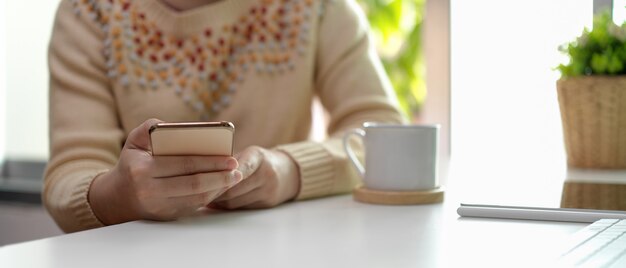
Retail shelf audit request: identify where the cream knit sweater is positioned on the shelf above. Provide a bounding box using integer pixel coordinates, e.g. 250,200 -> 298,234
44,0 -> 404,233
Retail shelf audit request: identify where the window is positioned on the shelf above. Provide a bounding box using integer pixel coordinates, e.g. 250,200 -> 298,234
2,1 -> 59,162
450,0 -> 593,206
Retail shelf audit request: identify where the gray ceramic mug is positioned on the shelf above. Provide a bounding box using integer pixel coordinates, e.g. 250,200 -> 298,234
343,123 -> 440,191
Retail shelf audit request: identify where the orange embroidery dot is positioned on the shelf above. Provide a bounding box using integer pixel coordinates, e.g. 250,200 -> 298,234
174,67 -> 182,76
111,27 -> 122,37
146,71 -> 156,81
176,55 -> 185,64
115,51 -> 123,61
178,78 -> 187,87
200,91 -> 210,101
118,64 -> 127,74
100,14 -> 110,24
184,48 -> 193,57
113,39 -> 123,50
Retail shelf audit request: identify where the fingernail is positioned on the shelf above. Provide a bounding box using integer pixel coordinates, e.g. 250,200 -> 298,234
226,158 -> 238,169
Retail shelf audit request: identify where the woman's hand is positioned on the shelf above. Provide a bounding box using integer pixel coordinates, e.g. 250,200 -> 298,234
88,119 -> 243,225
211,146 -> 300,209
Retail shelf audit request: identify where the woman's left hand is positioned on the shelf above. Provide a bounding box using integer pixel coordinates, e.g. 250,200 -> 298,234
211,146 -> 300,209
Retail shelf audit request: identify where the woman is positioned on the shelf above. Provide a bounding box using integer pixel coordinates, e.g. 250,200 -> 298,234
44,0 -> 404,232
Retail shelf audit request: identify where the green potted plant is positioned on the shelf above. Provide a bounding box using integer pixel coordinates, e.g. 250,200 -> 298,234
557,11 -> 626,169
557,11 -> 626,211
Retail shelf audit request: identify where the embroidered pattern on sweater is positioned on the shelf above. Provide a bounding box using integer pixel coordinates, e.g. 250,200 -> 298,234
70,0 -> 320,119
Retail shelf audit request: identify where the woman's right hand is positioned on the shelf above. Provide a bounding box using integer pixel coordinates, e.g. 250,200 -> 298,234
88,119 -> 242,225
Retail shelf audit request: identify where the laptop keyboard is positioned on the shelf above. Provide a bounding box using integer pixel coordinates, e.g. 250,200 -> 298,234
559,219 -> 626,267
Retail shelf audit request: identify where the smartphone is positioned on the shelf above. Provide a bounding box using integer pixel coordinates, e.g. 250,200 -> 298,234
149,121 -> 235,156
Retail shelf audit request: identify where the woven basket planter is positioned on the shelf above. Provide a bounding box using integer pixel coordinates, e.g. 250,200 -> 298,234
557,76 -> 626,169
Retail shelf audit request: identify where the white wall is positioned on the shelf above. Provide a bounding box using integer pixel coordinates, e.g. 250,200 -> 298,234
422,0 -> 451,184
3,0 -> 60,161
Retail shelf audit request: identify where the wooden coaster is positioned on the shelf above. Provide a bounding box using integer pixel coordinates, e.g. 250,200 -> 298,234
561,181 -> 626,211
353,186 -> 444,205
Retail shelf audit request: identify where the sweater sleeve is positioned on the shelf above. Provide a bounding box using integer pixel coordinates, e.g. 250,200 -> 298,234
277,0 -> 406,200
43,0 -> 124,233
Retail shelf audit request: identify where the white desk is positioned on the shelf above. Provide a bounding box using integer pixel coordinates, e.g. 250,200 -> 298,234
0,186 -> 584,268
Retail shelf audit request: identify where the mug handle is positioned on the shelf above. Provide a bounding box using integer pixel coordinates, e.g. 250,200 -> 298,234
343,128 -> 366,178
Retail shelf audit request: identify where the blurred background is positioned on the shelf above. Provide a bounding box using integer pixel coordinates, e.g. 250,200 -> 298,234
0,0 -> 615,245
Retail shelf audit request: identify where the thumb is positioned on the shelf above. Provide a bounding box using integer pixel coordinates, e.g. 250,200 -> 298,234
124,118 -> 163,152
235,147 -> 264,179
